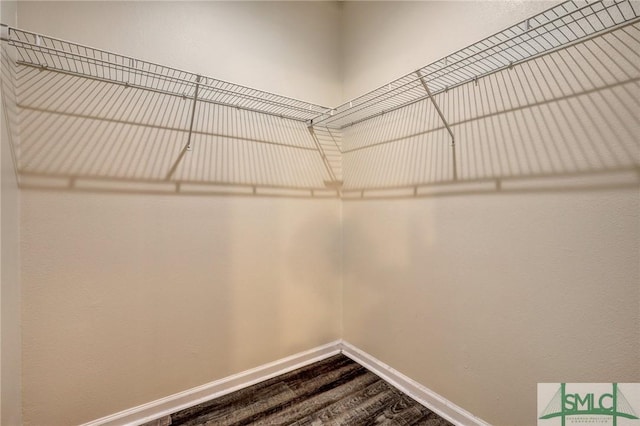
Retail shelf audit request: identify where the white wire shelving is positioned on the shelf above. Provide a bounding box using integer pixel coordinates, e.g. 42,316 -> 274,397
2,0 -> 638,129
1,0 -> 639,197
0,25 -> 331,123
312,0 -> 640,129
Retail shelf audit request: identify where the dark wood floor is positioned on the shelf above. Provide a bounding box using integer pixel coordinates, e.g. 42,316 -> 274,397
145,354 -> 454,426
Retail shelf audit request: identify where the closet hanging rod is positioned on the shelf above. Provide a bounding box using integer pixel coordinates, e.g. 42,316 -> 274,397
313,0 -> 640,129
0,25 -> 332,122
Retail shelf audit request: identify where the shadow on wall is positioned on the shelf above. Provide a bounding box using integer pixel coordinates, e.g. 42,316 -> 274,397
342,21 -> 640,200
1,22 -> 639,200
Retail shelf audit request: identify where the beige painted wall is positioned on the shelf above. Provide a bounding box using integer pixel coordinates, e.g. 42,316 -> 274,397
343,194 -> 639,426
22,193 -> 341,425
1,1 -> 21,424
341,2 -> 640,426
13,2 -> 640,426
17,2 -> 342,425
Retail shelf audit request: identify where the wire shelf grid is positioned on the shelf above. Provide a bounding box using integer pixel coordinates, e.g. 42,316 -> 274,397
313,0 -> 640,129
2,27 -> 331,122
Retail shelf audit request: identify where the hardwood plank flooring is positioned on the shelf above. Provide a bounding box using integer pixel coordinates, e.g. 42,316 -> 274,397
144,354 -> 454,426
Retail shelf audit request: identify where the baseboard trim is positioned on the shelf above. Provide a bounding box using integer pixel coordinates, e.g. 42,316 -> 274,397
82,339 -> 488,426
339,340 -> 490,426
80,340 -> 342,426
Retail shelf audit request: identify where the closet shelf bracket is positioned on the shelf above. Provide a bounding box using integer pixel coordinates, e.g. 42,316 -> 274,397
186,75 -> 201,151
415,71 -> 455,146
165,75 -> 201,180
416,71 -> 458,181
307,126 -> 342,190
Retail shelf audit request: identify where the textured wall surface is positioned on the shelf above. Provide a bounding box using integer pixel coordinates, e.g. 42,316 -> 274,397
22,193 -> 341,425
341,2 -> 640,426
1,1 -> 21,424
343,192 -> 639,426
17,2 -> 343,425
12,2 -> 640,426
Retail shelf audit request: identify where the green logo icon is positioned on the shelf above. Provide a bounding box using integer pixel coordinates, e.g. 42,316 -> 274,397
539,383 -> 639,426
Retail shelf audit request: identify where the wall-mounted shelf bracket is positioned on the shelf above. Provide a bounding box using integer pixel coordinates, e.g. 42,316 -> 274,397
165,75 -> 201,180
308,125 -> 341,188
185,75 -> 201,151
416,71 -> 458,180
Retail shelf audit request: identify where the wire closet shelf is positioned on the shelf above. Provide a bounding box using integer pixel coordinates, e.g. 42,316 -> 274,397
1,0 -> 639,130
312,0 -> 640,129
0,25 -> 331,123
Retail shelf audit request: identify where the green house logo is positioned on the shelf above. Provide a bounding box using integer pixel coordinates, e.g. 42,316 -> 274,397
539,383 -> 639,426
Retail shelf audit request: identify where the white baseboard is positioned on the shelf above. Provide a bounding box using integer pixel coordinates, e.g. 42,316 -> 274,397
82,339 -> 488,426
80,340 -> 342,426
339,340 -> 490,426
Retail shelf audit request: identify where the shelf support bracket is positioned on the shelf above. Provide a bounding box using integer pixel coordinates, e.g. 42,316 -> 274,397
307,125 -> 342,190
415,71 -> 457,180
166,76 -> 200,180
185,75 -> 201,151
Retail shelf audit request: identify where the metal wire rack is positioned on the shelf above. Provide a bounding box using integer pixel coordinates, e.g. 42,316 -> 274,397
1,0 -> 639,197
3,0 -> 638,129
313,0 -> 640,129
0,25 -> 331,122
